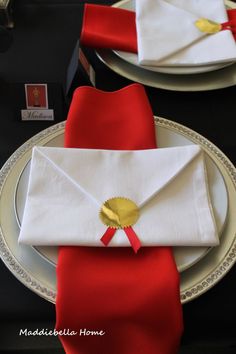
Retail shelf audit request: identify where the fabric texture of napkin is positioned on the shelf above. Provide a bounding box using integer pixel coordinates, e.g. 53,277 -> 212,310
19,145 -> 218,247
55,84 -> 183,354
81,1 -> 236,66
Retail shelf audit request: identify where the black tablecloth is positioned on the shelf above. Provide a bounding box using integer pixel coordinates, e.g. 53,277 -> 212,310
0,1 -> 235,353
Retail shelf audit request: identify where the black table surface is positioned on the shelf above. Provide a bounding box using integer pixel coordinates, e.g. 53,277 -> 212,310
0,1 -> 235,353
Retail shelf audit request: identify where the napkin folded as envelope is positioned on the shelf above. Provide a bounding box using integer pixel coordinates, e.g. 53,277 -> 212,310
19,144 -> 218,247
136,0 -> 236,66
80,0 -> 236,66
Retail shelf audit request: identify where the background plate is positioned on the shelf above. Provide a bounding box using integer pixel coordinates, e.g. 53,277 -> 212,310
0,118 -> 235,304
114,50 -> 233,75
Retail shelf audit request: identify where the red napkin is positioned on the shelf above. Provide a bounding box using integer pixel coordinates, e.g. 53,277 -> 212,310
56,84 -> 183,354
80,4 -> 236,50
80,4 -> 137,52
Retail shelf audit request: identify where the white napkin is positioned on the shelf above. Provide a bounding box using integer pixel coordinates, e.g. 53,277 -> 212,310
136,0 -> 236,66
18,145 -> 218,247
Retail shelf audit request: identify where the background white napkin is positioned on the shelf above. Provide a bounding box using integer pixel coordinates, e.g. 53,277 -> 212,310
136,0 -> 236,66
18,145 -> 218,247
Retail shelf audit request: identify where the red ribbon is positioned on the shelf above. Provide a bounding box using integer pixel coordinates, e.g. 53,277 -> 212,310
224,10 -> 236,40
101,226 -> 141,253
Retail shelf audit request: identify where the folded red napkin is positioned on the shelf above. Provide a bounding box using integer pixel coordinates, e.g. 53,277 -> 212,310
81,4 -> 137,52
80,4 -> 236,51
55,84 -> 183,354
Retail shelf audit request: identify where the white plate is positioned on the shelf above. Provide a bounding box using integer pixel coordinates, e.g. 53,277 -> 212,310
112,0 -> 234,75
114,50 -> 233,75
0,118 -> 235,304
96,48 -> 236,91
14,124 -> 227,273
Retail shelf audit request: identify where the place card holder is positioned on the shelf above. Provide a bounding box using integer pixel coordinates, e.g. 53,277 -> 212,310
65,40 -> 96,105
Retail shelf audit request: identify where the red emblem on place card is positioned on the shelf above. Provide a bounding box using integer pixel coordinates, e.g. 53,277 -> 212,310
25,84 -> 48,109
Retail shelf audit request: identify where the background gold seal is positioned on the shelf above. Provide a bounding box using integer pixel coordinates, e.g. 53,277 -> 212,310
195,18 -> 222,34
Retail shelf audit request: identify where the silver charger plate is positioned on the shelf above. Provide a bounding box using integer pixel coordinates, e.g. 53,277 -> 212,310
0,118 -> 235,304
14,124 -> 227,273
96,1 -> 236,91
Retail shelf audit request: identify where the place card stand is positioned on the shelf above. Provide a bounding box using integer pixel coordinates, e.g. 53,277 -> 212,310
65,40 -> 95,105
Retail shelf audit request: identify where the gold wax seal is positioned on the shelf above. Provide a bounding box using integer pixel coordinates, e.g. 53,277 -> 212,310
100,197 -> 139,229
195,18 -> 222,34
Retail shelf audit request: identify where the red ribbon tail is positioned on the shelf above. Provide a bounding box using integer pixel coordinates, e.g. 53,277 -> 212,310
101,226 -> 141,253
224,10 -> 236,37
101,227 -> 116,246
124,226 -> 141,254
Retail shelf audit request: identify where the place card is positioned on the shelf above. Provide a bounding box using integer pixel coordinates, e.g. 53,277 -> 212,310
21,83 -> 54,121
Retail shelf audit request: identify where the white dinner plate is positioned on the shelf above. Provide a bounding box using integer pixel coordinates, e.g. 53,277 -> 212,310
14,123 -> 227,273
112,0 -> 234,75
0,118 -> 235,304
114,50 -> 233,75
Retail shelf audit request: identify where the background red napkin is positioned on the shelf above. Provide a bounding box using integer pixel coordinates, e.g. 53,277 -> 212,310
80,4 -> 236,50
56,84 -> 183,354
80,4 -> 137,52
